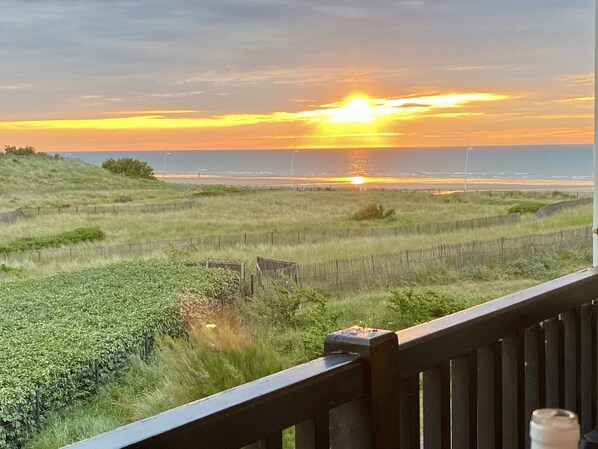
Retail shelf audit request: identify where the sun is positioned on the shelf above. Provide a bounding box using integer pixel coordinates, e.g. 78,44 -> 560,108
350,176 -> 365,185
327,96 -> 376,123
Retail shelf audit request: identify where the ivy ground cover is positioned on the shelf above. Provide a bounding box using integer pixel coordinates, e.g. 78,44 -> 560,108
0,260 -> 238,447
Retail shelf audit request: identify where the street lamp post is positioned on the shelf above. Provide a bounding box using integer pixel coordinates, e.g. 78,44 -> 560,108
464,146 -> 473,192
163,152 -> 171,180
290,149 -> 299,187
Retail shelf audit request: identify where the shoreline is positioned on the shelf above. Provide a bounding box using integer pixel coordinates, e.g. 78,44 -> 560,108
163,173 -> 594,193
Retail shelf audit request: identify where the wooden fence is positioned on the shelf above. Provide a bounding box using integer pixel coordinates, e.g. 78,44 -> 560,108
534,197 -> 592,219
0,213 -> 519,264
260,227 -> 591,291
0,208 -> 22,225
19,199 -> 196,217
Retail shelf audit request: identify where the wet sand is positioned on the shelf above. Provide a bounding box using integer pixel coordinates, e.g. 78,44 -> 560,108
164,173 -> 593,193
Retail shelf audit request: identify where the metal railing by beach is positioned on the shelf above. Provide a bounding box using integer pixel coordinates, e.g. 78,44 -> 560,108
534,197 -> 592,219
62,268 -> 598,449
0,213 -> 520,264
260,226 -> 591,291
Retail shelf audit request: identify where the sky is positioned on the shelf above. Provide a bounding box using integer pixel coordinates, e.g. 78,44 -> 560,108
0,0 -> 594,151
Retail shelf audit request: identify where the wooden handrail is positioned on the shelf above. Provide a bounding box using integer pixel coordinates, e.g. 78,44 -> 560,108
63,353 -> 363,449
397,267 -> 598,378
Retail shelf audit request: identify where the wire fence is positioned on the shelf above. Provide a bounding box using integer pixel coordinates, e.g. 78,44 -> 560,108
0,200 -> 196,226
534,197 -> 592,219
18,199 -> 196,218
0,214 -> 520,264
1,320 -> 182,449
260,227 -> 591,291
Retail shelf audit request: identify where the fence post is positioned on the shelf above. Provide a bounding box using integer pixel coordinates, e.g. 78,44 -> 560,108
143,333 -> 150,360
335,260 -> 340,288
35,389 -> 41,429
324,327 -> 400,449
250,274 -> 254,296
240,263 -> 245,298
94,359 -> 100,386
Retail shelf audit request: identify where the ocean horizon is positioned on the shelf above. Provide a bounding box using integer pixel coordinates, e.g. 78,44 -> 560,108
55,144 -> 594,184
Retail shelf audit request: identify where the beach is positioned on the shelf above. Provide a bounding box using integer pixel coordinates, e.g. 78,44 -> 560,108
164,173 -> 594,193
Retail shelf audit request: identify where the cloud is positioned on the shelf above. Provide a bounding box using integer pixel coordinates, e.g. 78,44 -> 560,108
560,73 -> 593,87
180,66 -> 397,88
0,91 -> 508,131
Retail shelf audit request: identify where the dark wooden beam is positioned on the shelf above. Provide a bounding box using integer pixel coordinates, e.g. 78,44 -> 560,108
63,353 -> 363,449
397,268 -> 598,377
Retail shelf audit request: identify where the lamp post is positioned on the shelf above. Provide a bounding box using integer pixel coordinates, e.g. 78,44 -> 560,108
162,151 -> 171,180
290,149 -> 299,187
464,146 -> 473,192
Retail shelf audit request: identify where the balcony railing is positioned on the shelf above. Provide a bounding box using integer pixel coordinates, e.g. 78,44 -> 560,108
64,267 -> 598,449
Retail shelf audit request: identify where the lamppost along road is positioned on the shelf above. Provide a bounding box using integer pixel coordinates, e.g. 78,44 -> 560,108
162,151 -> 171,180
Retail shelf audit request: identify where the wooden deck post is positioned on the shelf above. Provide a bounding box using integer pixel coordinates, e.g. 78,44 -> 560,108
324,327 -> 400,449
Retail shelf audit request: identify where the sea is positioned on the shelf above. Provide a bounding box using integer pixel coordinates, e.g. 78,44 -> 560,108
55,144 -> 594,184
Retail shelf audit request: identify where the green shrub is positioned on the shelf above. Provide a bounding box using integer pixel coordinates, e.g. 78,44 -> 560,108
252,281 -> 339,360
503,254 -> 562,279
386,285 -> 467,327
191,186 -> 245,197
0,264 -> 20,275
0,260 -> 238,448
2,145 -> 62,159
0,227 -> 105,254
352,203 -> 396,220
101,158 -> 156,180
508,202 -> 545,214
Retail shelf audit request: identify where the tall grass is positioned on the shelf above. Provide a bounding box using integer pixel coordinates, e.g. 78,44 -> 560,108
24,299 -> 293,449
21,243 -> 591,449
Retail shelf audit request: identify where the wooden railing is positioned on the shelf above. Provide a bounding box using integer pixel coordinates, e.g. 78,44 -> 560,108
64,268 -> 598,449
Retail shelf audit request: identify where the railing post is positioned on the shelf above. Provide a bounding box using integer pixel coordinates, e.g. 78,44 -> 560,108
324,327 -> 400,449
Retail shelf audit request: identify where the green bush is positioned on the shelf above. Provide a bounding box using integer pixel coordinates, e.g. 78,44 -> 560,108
191,186 -> 245,197
101,158 -> 156,180
507,202 -> 545,214
252,281 -> 339,360
503,254 -> 562,279
0,260 -> 238,448
352,203 -> 396,220
386,285 -> 467,327
2,145 -> 62,159
0,227 -> 105,254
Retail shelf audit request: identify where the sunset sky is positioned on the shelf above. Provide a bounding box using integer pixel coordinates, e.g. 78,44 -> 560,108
0,0 -> 594,151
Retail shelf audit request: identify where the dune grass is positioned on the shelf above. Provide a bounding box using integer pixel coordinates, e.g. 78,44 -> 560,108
23,300 -> 293,449
22,246 -> 591,449
3,202 -> 591,280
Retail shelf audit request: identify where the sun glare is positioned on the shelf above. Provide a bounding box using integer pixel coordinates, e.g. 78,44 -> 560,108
351,176 -> 366,185
331,97 -> 375,123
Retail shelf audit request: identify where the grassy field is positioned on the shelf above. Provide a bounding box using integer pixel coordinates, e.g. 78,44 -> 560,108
0,159 -> 590,280
0,156 -> 194,209
0,155 -> 594,448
